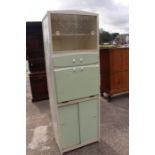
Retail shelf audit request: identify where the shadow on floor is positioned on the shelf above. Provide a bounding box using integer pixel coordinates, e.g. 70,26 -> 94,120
32,99 -> 50,114
65,140 -> 120,155
102,93 -> 129,110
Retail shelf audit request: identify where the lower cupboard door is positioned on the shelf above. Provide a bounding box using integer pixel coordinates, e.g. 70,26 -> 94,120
79,99 -> 98,143
58,104 -> 80,149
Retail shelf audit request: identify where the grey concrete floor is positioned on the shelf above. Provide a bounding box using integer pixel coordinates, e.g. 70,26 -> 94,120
26,74 -> 129,155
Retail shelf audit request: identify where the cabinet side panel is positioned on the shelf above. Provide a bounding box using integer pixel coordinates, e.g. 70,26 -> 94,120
42,15 -> 60,147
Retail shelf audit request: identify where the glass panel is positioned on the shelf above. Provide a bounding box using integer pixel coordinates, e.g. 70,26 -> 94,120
51,14 -> 97,51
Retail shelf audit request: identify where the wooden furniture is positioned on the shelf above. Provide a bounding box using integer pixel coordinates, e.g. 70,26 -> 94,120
26,22 -> 49,102
100,47 -> 129,101
42,11 -> 100,154
29,72 -> 48,102
26,22 -> 44,60
28,58 -> 46,72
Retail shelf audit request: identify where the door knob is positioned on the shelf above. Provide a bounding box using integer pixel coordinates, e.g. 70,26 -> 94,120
73,68 -> 76,72
80,58 -> 83,62
72,59 -> 76,63
80,67 -> 84,71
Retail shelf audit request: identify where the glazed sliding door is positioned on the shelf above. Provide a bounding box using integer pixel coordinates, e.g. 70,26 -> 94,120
51,14 -> 97,52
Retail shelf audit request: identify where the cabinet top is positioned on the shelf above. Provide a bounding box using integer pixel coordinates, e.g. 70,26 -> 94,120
45,10 -> 98,16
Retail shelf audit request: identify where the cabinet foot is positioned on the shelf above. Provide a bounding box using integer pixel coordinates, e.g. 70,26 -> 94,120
107,96 -> 111,102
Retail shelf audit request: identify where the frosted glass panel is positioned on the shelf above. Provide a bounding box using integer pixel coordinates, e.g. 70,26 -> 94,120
51,14 -> 97,51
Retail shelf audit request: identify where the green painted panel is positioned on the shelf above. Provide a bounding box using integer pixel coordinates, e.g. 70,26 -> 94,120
58,104 -> 80,149
79,99 -> 98,143
54,65 -> 99,102
53,53 -> 99,67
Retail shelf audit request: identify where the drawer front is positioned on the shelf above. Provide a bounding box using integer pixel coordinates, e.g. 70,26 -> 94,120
79,99 -> 98,143
100,74 -> 110,93
122,71 -> 129,90
122,51 -> 129,71
110,51 -> 123,73
111,72 -> 123,92
58,104 -> 80,149
54,65 -> 99,103
53,53 -> 99,67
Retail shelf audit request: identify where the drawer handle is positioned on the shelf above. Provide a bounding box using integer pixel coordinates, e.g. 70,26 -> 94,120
80,67 -> 84,71
80,58 -> 83,62
72,59 -> 76,63
73,68 -> 76,72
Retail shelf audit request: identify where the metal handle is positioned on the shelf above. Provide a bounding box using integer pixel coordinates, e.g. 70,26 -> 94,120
73,68 -> 76,72
72,59 -> 76,63
80,58 -> 83,62
80,67 -> 84,71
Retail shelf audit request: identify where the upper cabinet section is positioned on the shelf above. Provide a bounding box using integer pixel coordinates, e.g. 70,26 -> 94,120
50,12 -> 98,52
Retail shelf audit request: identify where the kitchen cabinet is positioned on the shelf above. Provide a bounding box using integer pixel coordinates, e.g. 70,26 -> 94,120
42,10 -> 100,154
100,47 -> 129,101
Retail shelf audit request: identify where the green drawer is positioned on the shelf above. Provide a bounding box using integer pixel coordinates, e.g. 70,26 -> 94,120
54,65 -> 99,103
53,53 -> 99,67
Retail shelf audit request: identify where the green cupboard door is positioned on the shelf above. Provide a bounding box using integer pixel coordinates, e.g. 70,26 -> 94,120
79,99 -> 98,143
58,104 -> 80,149
54,65 -> 99,103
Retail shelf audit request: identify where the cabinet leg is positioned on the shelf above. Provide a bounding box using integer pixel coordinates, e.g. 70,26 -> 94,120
101,91 -> 103,97
100,88 -> 103,97
107,96 -> 111,102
